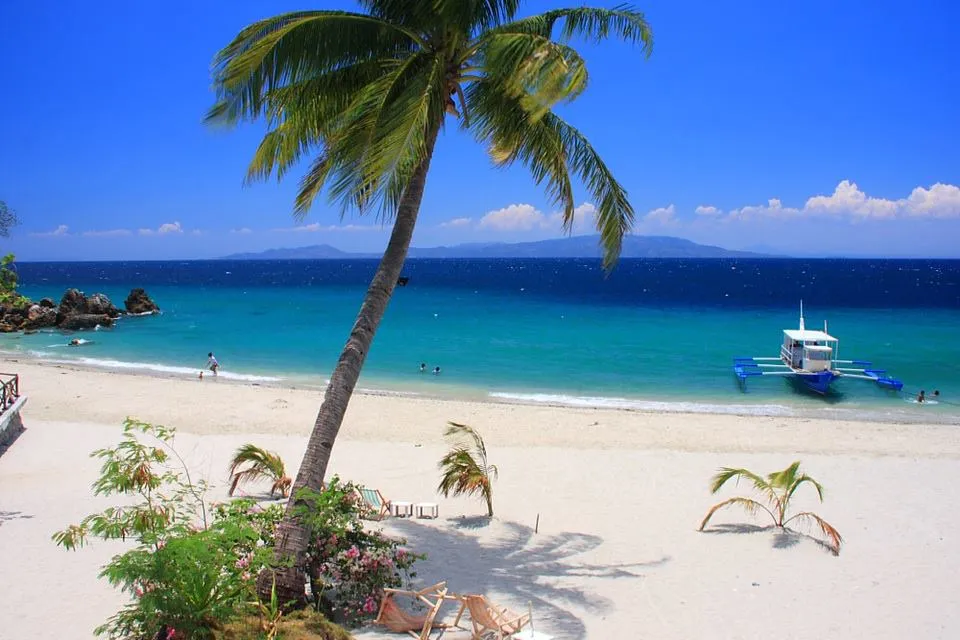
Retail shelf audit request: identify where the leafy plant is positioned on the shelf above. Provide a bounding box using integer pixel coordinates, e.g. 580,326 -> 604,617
51,419 -> 301,639
437,422 -> 498,517
0,253 -> 27,306
292,478 -> 422,627
698,461 -> 843,554
229,444 -> 292,498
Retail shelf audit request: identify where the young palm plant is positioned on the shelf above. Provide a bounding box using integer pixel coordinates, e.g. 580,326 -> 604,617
209,0 -> 653,601
438,422 -> 498,517
228,444 -> 293,498
698,461 -> 842,554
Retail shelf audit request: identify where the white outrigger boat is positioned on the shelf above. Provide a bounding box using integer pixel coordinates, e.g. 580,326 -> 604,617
734,303 -> 903,395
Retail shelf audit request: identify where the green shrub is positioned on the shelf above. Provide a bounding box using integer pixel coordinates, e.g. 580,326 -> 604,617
293,478 -> 422,627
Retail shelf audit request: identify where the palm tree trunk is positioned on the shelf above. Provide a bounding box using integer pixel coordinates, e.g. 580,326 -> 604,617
260,124 -> 441,605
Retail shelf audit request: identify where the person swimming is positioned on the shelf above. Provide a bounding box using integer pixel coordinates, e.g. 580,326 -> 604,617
419,362 -> 426,373
68,338 -> 91,346
933,390 -> 940,398
433,366 -> 441,375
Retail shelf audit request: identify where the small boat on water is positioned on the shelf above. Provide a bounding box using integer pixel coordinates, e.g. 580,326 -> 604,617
734,303 -> 903,395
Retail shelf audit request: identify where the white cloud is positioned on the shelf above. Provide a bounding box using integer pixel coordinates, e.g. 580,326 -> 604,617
804,180 -> 897,219
900,183 -> 960,218
30,224 -> 69,237
81,229 -> 132,237
439,217 -> 472,228
643,204 -> 677,225
230,227 -> 253,235
139,221 -> 184,236
478,204 -> 548,231
695,205 -> 722,217
190,229 -> 203,236
715,181 -> 960,222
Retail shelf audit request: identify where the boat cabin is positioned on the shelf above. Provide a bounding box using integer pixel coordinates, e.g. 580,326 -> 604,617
780,329 -> 837,372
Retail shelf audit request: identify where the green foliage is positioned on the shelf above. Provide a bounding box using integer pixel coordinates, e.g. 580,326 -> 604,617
229,443 -> 292,498
207,2 -> 653,268
437,422 -> 498,517
0,201 -> 18,238
0,253 -> 27,306
53,418 -> 208,550
293,478 -> 422,627
698,461 -> 843,554
51,418 -> 320,639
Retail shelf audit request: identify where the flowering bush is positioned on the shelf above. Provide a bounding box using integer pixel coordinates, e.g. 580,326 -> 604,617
293,478 -> 423,627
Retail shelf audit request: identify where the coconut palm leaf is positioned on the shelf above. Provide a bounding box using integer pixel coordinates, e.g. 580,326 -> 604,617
698,497 -> 777,531
784,511 -> 843,555
228,444 -> 291,498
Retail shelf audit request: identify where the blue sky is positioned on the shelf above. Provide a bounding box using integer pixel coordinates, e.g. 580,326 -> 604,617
1,0 -> 958,260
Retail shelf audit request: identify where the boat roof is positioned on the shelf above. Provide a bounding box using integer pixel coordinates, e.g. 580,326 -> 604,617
784,329 -> 837,342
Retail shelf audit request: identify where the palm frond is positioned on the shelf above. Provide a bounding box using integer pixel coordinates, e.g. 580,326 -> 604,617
788,473 -> 825,503
767,460 -> 802,489
465,80 -> 632,269
228,444 -> 288,497
438,422 -> 497,516
698,497 -> 778,531
783,511 -> 843,555
493,5 -> 653,54
708,467 -> 772,496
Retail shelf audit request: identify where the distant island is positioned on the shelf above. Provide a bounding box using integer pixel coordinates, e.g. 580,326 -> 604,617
221,234 -> 770,260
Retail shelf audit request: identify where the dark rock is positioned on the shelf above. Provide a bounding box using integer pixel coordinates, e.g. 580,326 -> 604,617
59,314 -> 114,331
84,293 -> 120,318
23,305 -> 57,330
38,297 -> 56,308
124,288 -> 160,314
0,313 -> 24,330
58,288 -> 86,317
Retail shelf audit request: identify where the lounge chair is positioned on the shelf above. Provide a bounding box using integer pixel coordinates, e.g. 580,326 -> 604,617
355,486 -> 391,520
374,581 -> 448,639
455,594 -> 532,639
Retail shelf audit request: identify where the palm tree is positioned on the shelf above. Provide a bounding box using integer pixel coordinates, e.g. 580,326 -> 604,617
438,422 -> 499,517
228,444 -> 292,498
208,1 -> 652,602
698,461 -> 843,554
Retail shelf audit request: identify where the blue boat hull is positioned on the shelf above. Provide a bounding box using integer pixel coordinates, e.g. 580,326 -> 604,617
795,370 -> 839,394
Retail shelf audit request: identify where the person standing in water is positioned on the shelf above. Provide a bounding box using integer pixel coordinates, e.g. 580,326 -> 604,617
207,352 -> 220,377
419,362 -> 427,373
433,366 -> 441,375
917,390 -> 925,403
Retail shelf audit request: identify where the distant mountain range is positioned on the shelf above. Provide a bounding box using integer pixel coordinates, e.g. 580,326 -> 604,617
220,234 -> 770,260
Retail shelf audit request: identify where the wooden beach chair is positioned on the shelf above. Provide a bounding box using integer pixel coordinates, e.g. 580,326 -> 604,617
355,486 -> 391,520
374,581 -> 448,639
454,594 -> 532,639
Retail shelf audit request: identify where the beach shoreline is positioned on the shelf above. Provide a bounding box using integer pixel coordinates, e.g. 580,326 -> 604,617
2,349 -> 958,429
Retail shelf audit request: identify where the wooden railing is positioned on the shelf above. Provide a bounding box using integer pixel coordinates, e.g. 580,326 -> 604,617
0,373 -> 20,412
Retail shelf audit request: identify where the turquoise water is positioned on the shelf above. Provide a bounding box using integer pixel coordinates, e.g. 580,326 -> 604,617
3,259 -> 959,423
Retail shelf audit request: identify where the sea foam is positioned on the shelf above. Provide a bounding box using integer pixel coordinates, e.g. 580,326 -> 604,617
488,391 -> 795,416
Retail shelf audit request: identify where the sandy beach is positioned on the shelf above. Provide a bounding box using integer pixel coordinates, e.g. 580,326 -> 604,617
2,358 -> 960,639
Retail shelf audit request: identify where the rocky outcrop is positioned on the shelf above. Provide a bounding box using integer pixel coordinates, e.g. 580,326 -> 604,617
2,288 -> 156,333
59,314 -> 115,331
124,288 -> 160,315
85,293 -> 120,317
22,304 -> 58,331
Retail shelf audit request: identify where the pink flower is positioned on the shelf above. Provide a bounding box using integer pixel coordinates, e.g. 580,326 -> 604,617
166,628 -> 176,640
363,596 -> 377,614
235,555 -> 250,569
345,546 -> 360,560
134,585 -> 144,598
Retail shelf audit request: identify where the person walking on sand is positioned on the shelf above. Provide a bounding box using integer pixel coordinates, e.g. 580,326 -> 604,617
207,352 -> 219,377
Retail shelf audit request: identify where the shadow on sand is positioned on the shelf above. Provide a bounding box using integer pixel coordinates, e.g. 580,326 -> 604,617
384,517 -> 669,638
0,510 -> 34,527
701,522 -> 837,554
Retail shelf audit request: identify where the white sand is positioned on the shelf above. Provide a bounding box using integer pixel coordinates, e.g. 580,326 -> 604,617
2,359 -> 960,639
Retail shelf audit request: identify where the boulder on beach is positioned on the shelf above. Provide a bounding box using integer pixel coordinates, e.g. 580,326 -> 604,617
57,288 -> 86,317
124,288 -> 159,315
38,297 -> 56,309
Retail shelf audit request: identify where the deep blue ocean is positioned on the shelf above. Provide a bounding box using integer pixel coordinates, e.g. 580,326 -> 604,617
3,258 -> 959,422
